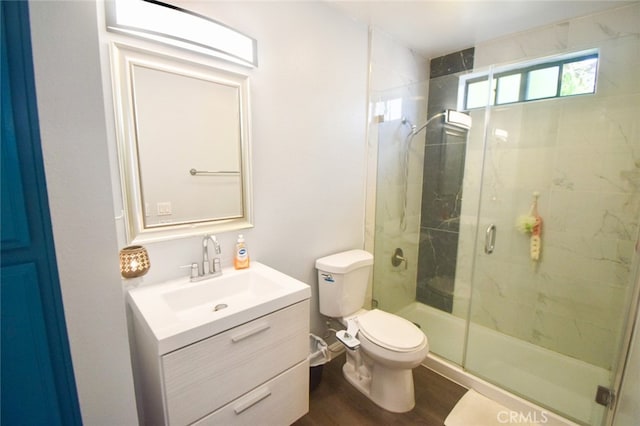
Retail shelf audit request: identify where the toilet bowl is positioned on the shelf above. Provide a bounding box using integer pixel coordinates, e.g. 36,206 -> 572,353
356,309 -> 428,369
316,250 -> 429,413
341,309 -> 428,412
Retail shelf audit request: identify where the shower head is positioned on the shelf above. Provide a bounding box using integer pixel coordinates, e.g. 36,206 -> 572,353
445,109 -> 472,130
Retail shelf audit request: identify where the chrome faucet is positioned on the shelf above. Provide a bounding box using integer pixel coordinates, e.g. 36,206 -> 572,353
181,235 -> 223,281
201,234 -> 222,278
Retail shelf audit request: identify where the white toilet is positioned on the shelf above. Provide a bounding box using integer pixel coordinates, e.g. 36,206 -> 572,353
316,249 -> 429,413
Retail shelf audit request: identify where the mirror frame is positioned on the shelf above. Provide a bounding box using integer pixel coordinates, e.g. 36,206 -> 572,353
110,42 -> 253,244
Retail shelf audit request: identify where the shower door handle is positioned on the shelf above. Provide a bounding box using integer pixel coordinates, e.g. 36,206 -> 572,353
485,224 -> 496,254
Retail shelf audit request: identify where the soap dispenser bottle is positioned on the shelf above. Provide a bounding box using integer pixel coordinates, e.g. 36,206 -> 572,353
234,234 -> 250,270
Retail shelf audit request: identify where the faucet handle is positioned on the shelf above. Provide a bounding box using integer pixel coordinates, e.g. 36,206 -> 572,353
180,263 -> 199,280
212,257 -> 222,274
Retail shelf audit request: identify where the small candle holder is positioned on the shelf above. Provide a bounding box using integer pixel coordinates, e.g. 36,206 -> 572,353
119,245 -> 150,278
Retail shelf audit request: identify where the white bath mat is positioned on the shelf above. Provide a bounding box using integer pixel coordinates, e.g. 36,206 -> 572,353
445,389 -> 535,426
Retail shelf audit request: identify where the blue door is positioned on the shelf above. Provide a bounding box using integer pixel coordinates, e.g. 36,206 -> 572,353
1,3 -> 82,424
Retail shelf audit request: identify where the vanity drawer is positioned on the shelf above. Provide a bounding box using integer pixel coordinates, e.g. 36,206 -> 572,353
193,360 -> 309,426
162,300 -> 309,425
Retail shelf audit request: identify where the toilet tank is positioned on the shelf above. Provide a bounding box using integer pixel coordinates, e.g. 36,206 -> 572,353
315,250 -> 374,317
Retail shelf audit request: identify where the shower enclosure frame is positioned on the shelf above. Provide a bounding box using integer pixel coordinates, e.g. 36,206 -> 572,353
366,15 -> 640,422
369,88 -> 640,426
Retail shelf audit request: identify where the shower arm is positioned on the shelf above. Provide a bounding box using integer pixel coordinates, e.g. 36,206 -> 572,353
409,112 -> 445,137
406,109 -> 471,138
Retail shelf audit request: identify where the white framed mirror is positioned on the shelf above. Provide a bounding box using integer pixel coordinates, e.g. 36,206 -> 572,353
110,42 -> 253,244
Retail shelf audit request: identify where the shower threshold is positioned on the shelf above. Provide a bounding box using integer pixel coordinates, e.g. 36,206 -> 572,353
398,302 -> 607,425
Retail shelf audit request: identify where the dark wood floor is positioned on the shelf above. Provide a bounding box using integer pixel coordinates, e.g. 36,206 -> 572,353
294,353 -> 468,425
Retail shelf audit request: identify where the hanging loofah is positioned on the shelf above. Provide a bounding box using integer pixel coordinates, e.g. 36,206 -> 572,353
516,215 -> 537,234
530,217 -> 542,261
515,192 -> 543,262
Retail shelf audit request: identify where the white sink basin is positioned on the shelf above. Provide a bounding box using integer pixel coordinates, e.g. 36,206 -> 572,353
127,262 -> 310,354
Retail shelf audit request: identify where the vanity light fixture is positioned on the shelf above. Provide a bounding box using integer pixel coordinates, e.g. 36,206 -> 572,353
105,0 -> 258,68
119,245 -> 151,278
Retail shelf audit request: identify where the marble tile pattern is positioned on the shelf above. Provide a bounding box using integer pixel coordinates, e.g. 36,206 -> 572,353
416,53 -> 474,312
365,28 -> 429,312
365,4 -> 639,371
430,47 -> 475,79
457,3 -> 640,369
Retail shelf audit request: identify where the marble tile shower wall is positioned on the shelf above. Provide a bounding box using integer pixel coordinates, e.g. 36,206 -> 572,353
455,3 -> 640,369
365,28 -> 429,313
416,50 -> 474,313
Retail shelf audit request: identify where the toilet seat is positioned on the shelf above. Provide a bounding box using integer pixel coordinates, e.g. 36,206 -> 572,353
356,309 -> 425,353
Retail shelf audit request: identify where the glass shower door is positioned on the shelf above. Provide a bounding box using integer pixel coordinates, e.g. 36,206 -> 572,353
463,92 -> 639,425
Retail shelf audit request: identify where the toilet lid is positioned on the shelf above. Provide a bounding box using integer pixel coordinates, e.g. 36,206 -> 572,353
357,309 -> 425,352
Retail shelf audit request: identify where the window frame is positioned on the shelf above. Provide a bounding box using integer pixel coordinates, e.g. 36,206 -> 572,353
460,50 -> 599,110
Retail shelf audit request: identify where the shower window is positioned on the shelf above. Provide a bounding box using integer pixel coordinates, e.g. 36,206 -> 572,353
461,51 -> 598,109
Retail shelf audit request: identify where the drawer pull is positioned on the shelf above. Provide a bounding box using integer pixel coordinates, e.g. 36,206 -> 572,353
231,323 -> 270,342
233,388 -> 272,414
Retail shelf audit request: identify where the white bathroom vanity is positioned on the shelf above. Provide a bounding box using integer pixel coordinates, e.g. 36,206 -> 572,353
127,262 -> 311,425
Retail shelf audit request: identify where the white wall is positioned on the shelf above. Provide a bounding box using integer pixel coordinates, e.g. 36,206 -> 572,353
30,1 -> 368,423
28,2 -> 138,425
102,1 -> 369,333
